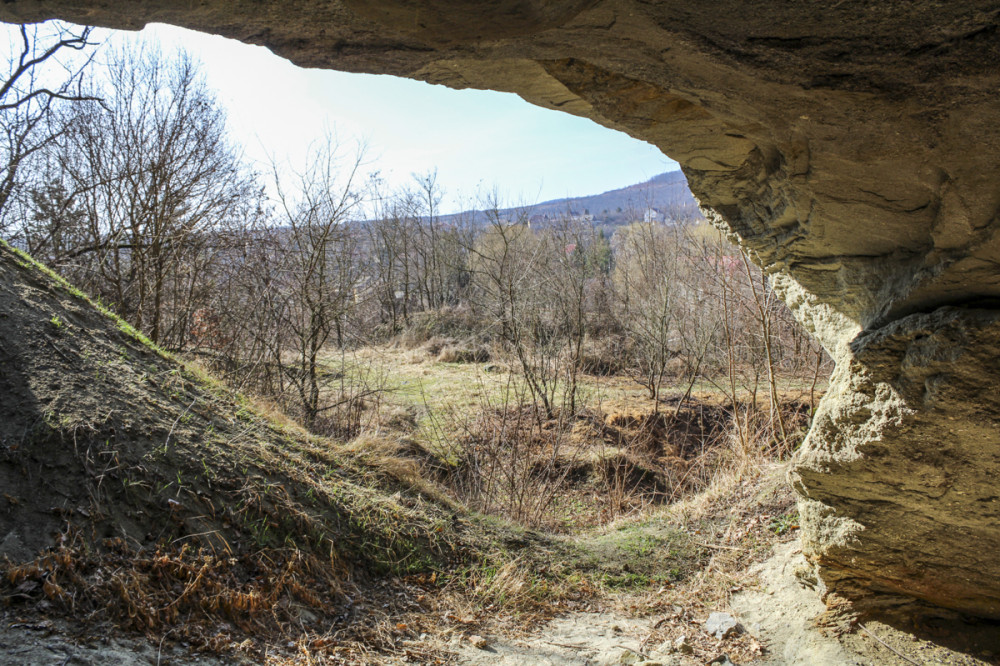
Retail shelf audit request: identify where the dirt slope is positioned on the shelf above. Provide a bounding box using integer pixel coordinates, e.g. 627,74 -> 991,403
0,242 -> 479,656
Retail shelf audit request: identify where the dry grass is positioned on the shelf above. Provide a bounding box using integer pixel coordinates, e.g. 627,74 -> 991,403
436,343 -> 490,364
341,433 -> 455,507
6,534 -> 346,643
397,307 -> 485,350
578,335 -> 632,376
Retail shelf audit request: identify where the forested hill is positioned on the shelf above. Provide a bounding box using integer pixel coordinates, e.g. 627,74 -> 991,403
528,170 -> 698,221
441,170 -> 702,228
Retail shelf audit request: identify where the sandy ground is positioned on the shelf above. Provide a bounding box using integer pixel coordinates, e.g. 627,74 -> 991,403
451,543 -> 997,666
451,612 -> 680,665
730,543 -> 860,665
0,620 -> 237,665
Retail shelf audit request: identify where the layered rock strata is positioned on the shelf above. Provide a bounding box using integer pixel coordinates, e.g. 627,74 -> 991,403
3,0 -> 1000,618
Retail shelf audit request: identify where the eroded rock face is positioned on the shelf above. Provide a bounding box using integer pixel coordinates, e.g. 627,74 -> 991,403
794,307 -> 1000,618
4,0 -> 1000,618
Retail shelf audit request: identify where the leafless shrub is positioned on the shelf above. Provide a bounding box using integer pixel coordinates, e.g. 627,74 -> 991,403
578,335 -> 631,376
310,351 -> 392,440
594,446 -> 660,522
431,376 -> 586,529
398,307 -> 484,349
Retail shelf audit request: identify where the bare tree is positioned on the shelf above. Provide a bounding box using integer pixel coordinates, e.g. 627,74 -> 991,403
411,170 -> 445,310
267,135 -> 368,429
543,216 -> 609,413
0,21 -> 97,235
30,42 -> 258,346
612,221 -> 682,410
466,196 -> 544,415
365,178 -> 421,332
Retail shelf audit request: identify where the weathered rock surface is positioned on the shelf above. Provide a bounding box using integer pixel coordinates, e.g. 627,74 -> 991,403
704,612 -> 742,641
793,307 -> 1000,618
4,0 -> 1000,619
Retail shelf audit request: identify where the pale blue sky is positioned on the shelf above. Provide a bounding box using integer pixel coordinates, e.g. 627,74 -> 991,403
5,21 -> 677,213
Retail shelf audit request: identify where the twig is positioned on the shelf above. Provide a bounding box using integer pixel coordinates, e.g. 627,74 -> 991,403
696,541 -> 739,551
164,398 -> 197,451
859,624 -> 923,666
613,644 -> 651,659
156,628 -> 174,666
545,641 -> 586,650
169,529 -> 225,545
313,388 -> 383,413
46,339 -> 74,363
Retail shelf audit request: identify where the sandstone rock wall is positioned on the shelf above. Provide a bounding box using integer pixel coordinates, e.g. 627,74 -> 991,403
795,307 -> 1000,618
4,0 -> 1000,619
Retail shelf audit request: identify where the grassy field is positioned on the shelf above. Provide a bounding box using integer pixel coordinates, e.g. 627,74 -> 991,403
327,343 -> 825,454
313,340 -> 822,551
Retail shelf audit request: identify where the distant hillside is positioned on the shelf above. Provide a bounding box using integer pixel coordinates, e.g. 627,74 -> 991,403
442,170 -> 702,228
526,170 -> 699,223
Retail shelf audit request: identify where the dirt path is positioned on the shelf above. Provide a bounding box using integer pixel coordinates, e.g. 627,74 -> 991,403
452,543 -> 996,666
452,612 -> 672,665
449,543 -> 850,665
729,544 -> 860,665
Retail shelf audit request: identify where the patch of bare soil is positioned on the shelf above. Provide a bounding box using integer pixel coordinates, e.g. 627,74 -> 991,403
452,611 -> 673,665
0,617 -> 236,665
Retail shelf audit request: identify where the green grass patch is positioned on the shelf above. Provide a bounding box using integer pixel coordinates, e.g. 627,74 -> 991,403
1,240 -> 171,359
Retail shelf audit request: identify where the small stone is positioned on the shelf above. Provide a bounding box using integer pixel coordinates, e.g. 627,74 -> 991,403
673,635 -> 693,655
704,612 -> 742,640
0,531 -> 32,562
708,655 -> 737,666
469,635 -> 488,649
648,647 -> 675,663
